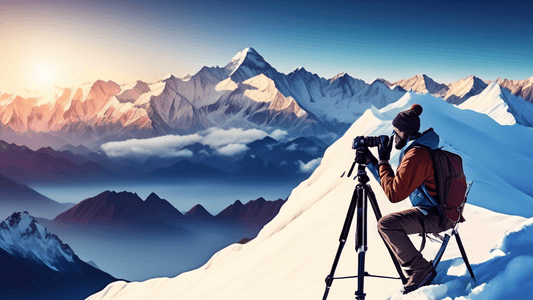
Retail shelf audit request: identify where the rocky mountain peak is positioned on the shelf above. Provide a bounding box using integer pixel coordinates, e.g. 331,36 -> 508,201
0,212 -> 76,271
226,48 -> 269,73
224,48 -> 274,83
393,74 -> 448,96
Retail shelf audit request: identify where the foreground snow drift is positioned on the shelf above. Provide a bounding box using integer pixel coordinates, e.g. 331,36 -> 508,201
89,93 -> 533,300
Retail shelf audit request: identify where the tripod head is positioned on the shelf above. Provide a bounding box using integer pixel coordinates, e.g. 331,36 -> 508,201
345,147 -> 371,184
343,135 -> 388,182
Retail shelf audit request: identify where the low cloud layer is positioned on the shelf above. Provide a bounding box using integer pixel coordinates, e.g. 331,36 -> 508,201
101,128 -> 285,161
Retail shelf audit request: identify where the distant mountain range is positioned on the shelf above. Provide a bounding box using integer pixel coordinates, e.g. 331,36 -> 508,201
392,74 -> 489,104
0,140 -> 114,184
0,48 -> 530,151
0,172 -> 74,219
54,191 -> 183,227
0,47 -> 406,149
391,74 -> 533,105
45,191 -> 286,281
55,190 -> 285,228
0,212 -> 116,300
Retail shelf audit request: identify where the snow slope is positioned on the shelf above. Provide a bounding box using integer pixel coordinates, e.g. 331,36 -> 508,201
459,82 -> 533,127
89,93 -> 533,300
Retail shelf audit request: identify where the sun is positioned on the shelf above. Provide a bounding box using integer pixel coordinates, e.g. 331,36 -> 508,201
32,63 -> 58,87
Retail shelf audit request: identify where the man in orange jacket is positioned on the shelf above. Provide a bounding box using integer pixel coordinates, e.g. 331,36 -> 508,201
366,104 -> 454,294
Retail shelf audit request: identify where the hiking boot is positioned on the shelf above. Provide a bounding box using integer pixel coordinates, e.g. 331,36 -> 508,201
402,264 -> 436,294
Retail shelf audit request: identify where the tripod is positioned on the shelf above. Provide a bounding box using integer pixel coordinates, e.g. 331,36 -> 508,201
322,154 -> 407,300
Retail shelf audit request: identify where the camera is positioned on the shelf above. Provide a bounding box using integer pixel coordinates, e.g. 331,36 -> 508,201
352,135 -> 388,149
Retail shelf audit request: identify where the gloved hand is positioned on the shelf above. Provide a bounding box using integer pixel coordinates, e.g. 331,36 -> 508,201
357,147 -> 377,166
378,135 -> 393,161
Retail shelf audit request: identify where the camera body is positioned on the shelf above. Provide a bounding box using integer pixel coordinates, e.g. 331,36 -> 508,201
352,135 -> 387,149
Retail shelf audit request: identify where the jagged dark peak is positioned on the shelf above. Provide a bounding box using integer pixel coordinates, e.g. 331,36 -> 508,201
94,190 -> 143,204
6,211 -> 29,227
372,78 -> 392,86
133,80 -> 150,93
145,192 -> 162,202
185,204 -> 213,218
0,140 -> 30,152
36,146 -> 56,154
249,135 -> 278,146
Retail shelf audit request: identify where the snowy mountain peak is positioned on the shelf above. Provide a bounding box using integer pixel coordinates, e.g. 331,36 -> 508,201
225,47 -> 270,78
444,75 -> 488,104
459,82 -> 533,126
393,74 -> 448,96
0,212 -> 76,271
372,78 -> 392,86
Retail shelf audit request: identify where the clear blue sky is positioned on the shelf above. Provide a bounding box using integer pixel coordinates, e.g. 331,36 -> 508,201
1,0 -> 531,92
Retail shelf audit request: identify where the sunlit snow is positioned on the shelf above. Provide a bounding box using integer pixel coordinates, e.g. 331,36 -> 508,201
89,93 -> 533,300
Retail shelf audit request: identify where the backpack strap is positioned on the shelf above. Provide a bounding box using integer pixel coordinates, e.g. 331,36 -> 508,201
413,145 -> 442,211
413,145 -> 439,252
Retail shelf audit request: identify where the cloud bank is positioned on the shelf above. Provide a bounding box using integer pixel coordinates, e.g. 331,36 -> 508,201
101,128 -> 285,161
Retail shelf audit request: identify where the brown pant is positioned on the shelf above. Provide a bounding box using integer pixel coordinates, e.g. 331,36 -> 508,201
377,207 -> 453,272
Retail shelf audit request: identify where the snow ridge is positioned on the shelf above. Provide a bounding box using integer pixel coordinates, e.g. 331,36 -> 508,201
0,212 -> 75,271
460,82 -> 533,126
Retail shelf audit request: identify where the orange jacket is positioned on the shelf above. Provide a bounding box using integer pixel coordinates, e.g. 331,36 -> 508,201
379,147 -> 437,203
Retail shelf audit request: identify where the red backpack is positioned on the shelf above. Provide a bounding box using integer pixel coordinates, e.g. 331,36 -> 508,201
418,146 -> 468,225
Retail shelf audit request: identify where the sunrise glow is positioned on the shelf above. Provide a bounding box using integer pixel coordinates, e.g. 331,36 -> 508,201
32,64 -> 58,87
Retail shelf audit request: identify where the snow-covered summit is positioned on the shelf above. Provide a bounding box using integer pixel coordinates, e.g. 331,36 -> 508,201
0,212 -> 76,271
224,47 -> 271,81
444,75 -> 488,104
393,74 -> 448,96
459,82 -> 533,126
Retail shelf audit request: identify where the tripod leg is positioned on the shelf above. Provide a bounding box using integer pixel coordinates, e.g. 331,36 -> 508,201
455,232 -> 476,283
322,186 -> 360,300
355,184 -> 367,300
367,186 -> 408,285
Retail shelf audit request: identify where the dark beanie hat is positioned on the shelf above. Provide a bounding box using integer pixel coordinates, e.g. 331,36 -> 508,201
392,104 -> 423,135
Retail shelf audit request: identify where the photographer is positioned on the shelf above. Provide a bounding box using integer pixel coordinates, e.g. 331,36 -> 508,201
364,104 -> 454,294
